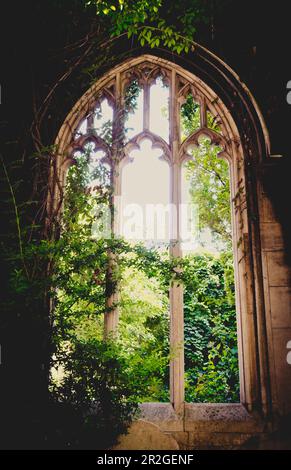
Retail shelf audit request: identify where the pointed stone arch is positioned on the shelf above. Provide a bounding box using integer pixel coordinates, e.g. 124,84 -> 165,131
51,49 -> 276,446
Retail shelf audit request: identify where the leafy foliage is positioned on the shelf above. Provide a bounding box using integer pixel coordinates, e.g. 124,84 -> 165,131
86,0 -> 210,53
182,253 -> 239,402
50,338 -> 139,449
178,97 -> 238,401
181,99 -> 232,250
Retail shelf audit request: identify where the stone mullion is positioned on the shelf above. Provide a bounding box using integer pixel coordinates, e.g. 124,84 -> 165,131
200,96 -> 207,128
104,72 -> 122,337
143,81 -> 150,131
169,69 -> 185,413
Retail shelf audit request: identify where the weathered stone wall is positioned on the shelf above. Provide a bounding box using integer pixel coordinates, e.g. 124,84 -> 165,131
259,165 -> 291,417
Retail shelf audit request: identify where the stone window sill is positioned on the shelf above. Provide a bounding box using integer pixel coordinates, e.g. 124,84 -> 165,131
139,402 -> 265,433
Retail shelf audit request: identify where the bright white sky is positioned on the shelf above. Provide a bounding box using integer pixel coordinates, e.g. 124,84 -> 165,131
122,79 -> 170,243
121,139 -> 170,243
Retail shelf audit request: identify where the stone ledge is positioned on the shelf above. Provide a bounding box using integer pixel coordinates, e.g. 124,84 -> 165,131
184,403 -> 264,433
139,403 -> 265,434
115,403 -> 268,450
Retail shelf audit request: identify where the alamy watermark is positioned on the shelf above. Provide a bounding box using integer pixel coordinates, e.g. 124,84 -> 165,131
91,198 -> 199,244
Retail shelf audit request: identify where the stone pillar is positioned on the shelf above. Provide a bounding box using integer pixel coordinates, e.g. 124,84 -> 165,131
104,73 -> 123,338
169,69 -> 184,413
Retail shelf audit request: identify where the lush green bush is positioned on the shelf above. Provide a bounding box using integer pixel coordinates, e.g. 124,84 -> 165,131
183,252 -> 239,402
49,338 -> 139,449
118,267 -> 170,402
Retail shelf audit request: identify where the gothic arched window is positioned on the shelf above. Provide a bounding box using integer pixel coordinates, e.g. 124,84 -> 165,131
52,55 -> 261,413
